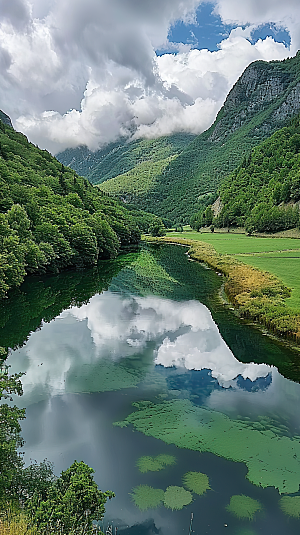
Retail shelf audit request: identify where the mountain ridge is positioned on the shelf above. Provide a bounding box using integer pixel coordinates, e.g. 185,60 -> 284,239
55,53 -> 300,223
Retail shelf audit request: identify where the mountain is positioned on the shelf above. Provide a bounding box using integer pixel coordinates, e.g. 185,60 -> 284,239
0,110 -> 13,128
58,52 -> 300,223
56,133 -> 195,186
212,116 -> 300,233
0,116 -> 158,298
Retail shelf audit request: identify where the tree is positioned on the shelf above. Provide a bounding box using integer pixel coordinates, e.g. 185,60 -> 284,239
27,461 -> 115,535
149,220 -> 166,237
0,359 -> 115,534
70,223 -> 98,267
0,363 -> 25,503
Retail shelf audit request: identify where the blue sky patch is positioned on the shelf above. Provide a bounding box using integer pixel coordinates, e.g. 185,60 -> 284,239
158,2 -> 290,54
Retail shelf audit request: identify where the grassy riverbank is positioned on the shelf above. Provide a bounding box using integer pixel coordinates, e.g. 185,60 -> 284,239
145,235 -> 300,344
167,231 -> 300,310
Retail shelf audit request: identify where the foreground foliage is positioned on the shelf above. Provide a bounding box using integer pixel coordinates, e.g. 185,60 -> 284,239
0,512 -> 36,535
27,461 -> 114,535
0,353 -> 113,534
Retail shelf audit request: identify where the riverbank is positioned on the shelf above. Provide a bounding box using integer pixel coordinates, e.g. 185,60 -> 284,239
145,236 -> 300,344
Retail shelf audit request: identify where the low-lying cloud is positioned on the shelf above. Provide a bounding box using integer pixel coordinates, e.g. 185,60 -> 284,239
0,0 -> 296,153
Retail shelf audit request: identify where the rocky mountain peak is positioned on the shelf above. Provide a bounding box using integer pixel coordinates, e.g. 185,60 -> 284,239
208,54 -> 300,143
0,110 -> 13,128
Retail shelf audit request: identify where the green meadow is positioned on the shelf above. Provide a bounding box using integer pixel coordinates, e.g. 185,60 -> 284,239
167,230 -> 300,311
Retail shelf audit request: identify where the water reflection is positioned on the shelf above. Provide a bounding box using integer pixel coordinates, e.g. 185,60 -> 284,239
5,250 -> 300,534
8,292 -> 272,405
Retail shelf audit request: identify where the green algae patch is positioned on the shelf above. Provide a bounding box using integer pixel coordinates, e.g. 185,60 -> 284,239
66,358 -> 145,393
123,249 -> 179,296
130,249 -> 178,286
226,495 -> 262,520
280,496 -> 300,518
137,454 -> 176,473
163,486 -> 193,510
130,485 -> 164,511
116,399 -> 300,494
182,471 -> 210,495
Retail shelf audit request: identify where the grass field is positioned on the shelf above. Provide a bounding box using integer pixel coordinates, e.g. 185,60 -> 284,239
167,230 -> 300,311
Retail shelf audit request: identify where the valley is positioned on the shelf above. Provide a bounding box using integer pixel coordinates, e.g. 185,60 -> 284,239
2,47 -> 300,535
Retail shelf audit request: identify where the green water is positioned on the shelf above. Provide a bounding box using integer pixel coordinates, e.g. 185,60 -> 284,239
3,244 -> 300,534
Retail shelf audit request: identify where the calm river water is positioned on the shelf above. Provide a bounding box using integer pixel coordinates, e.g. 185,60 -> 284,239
2,244 -> 300,535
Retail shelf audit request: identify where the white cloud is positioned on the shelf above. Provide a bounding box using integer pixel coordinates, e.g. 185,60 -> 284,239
214,0 -> 300,53
0,0 -> 295,152
7,292 -> 272,406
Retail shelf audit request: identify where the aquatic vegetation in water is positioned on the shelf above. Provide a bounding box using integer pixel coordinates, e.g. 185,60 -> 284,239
116,399 -> 300,493
130,485 -> 164,511
136,454 -> 176,473
66,359 -> 141,392
130,250 -> 177,284
280,496 -> 300,518
119,249 -> 178,297
226,495 -> 262,520
182,471 -> 210,495
163,486 -> 193,510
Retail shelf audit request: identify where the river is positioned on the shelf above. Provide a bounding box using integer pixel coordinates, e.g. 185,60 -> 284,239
2,243 -> 300,535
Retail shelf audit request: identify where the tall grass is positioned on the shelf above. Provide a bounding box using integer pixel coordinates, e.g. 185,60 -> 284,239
0,513 -> 36,535
146,236 -> 300,344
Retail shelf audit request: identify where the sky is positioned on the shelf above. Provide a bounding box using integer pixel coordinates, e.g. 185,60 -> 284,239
0,0 -> 298,154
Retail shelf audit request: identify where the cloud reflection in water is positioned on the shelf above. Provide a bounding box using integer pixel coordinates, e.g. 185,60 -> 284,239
8,292 -> 272,405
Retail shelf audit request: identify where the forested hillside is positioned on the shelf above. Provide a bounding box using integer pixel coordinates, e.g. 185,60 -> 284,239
59,52 -> 300,224
57,133 -> 195,185
213,117 -> 300,233
0,116 -> 159,298
141,52 -> 300,223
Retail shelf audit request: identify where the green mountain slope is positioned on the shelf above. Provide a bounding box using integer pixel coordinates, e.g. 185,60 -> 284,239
215,116 -> 300,233
139,53 -> 300,222
0,113 -> 150,298
57,53 -> 300,223
56,133 -> 195,185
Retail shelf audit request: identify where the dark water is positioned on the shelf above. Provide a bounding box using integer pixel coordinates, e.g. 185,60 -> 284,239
3,244 -> 300,535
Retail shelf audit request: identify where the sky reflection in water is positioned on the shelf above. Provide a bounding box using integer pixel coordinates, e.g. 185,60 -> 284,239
7,288 -> 300,534
9,291 -> 273,400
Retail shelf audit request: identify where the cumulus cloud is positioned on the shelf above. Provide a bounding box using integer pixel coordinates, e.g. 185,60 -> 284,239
0,0 -> 296,152
214,0 -> 300,53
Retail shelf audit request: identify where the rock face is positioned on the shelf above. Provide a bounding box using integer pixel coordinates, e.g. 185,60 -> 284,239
208,58 -> 299,143
0,110 -> 13,128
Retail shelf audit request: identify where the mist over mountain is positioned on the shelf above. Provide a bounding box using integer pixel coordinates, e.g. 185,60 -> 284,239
57,52 -> 300,223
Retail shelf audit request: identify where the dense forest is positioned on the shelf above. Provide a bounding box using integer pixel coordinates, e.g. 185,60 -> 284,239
192,117 -> 300,233
0,118 -> 164,298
